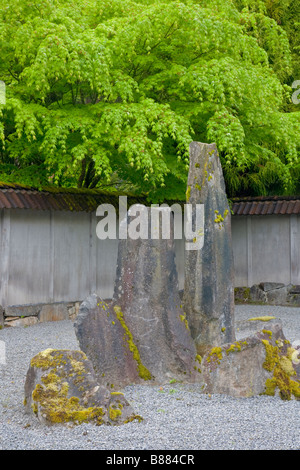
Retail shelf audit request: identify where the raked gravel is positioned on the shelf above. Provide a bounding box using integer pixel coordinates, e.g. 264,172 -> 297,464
0,304 -> 299,451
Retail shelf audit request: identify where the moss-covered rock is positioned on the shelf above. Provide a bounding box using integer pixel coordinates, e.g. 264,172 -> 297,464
24,349 -> 141,426
195,322 -> 300,400
261,338 -> 300,400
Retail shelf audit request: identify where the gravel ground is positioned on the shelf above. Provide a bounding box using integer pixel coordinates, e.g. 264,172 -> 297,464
0,304 -> 299,451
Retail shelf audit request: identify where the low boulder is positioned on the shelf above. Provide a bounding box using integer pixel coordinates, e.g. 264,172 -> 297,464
24,348 -> 141,426
196,321 -> 300,400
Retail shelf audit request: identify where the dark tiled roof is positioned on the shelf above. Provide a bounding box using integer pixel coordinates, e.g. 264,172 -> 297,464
231,196 -> 300,216
0,183 -> 299,215
0,183 -> 146,213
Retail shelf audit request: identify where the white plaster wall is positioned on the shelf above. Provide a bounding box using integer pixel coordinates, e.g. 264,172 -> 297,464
0,209 -> 299,307
231,215 -> 300,287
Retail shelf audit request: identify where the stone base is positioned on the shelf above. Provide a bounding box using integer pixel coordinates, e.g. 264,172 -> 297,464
235,283 -> 300,307
196,321 -> 300,399
2,301 -> 82,327
74,294 -> 198,388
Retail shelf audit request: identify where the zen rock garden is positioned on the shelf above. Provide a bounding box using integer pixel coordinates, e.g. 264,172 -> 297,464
24,142 -> 300,427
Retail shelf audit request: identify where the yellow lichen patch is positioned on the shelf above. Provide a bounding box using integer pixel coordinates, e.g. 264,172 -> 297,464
113,306 -> 152,381
261,339 -> 280,372
264,367 -> 300,400
124,415 -> 144,424
31,349 -> 64,369
262,329 -> 273,337
194,354 -> 202,373
214,209 -> 228,222
226,340 -> 248,355
32,380 -> 105,425
195,354 -> 202,364
29,350 -> 108,425
226,342 -> 241,354
206,347 -> 223,365
214,209 -> 229,229
41,370 -> 60,386
179,312 -> 189,330
186,185 -> 191,202
290,348 -> 300,365
109,406 -> 122,421
69,354 -> 88,375
248,316 -> 276,322
262,339 -> 300,400
279,356 -> 296,377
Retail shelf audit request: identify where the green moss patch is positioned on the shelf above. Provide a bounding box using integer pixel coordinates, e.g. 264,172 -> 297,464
262,339 -> 300,400
114,306 -> 152,381
30,350 -> 106,425
248,316 -> 276,322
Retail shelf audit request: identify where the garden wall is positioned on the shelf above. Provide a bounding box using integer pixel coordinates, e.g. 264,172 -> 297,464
0,207 -> 299,325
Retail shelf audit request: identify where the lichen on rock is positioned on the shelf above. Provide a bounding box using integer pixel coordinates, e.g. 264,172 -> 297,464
24,349 -> 141,426
113,305 -> 152,381
261,338 -> 300,400
194,322 -> 300,400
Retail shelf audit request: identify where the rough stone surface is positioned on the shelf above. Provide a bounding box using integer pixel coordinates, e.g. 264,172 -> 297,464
74,294 -> 143,388
0,305 -> 4,328
6,316 -> 39,328
2,301 -> 81,327
259,282 -> 285,292
75,207 -> 198,387
266,286 -> 288,305
249,285 -> 267,303
197,321 -> 300,399
67,302 -> 81,321
5,304 -> 43,318
183,141 -> 235,354
287,293 -> 300,306
289,285 -> 300,295
235,284 -> 300,307
236,316 -> 281,336
24,348 -> 140,426
38,304 -> 69,323
234,287 -> 251,303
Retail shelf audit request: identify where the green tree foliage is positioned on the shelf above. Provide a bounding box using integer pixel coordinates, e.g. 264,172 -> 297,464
263,0 -> 300,110
0,0 -> 299,200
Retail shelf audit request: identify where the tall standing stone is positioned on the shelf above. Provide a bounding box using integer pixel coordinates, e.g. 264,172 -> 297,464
183,142 -> 235,354
75,206 -> 198,386
112,206 -> 198,384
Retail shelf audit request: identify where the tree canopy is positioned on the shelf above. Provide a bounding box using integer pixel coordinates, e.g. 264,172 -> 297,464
0,0 -> 299,201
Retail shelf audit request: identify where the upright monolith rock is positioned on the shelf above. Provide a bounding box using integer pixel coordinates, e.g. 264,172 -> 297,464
75,206 -> 198,387
183,142 -> 235,354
